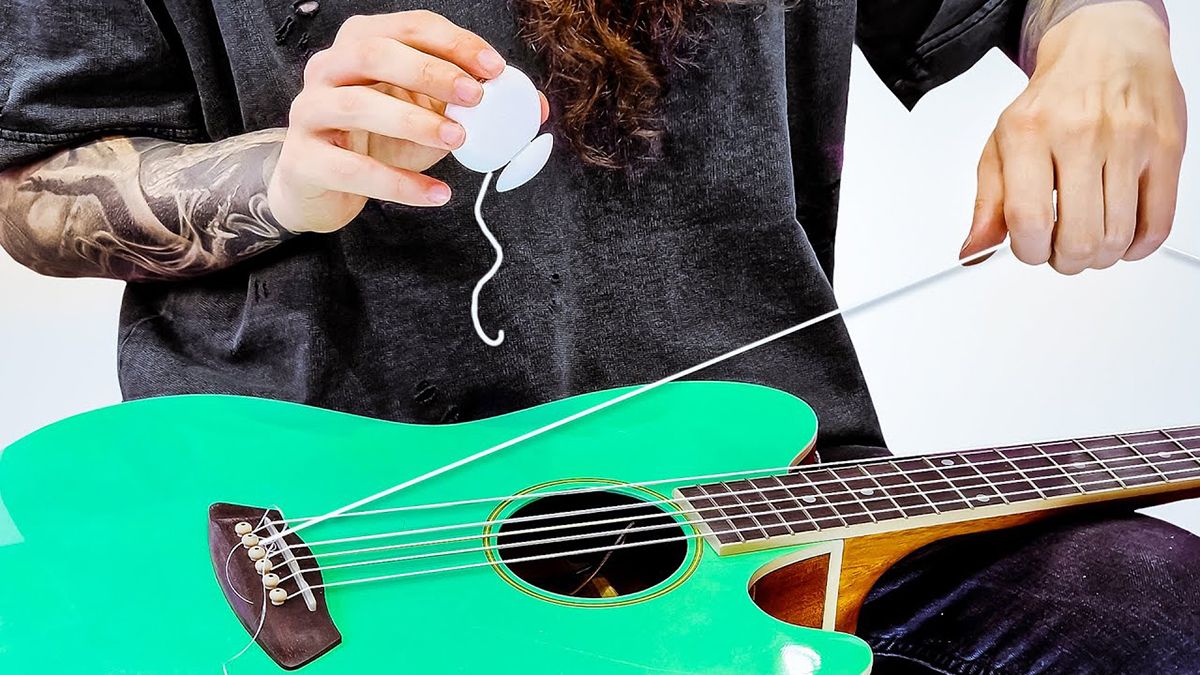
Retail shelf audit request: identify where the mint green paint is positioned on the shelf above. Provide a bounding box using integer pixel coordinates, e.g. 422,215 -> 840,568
0,382 -> 873,674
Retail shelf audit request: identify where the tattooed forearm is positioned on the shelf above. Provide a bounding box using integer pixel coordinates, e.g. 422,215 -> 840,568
0,129 -> 292,281
1020,0 -> 1169,74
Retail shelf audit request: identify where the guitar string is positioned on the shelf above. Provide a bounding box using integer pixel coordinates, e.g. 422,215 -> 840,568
256,432 -> 1200,559
265,442 -> 1200,581
272,445 -> 1200,579
274,453 -> 1200,586
283,459 -> 1200,598
225,509 -> 278,604
260,242 -> 1010,547
265,243 -> 1200,549
266,242 -> 1200,546
271,439 -> 1200,568
265,424 -> 1200,526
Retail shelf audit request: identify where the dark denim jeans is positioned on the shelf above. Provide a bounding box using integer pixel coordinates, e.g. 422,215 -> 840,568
858,513 -> 1200,674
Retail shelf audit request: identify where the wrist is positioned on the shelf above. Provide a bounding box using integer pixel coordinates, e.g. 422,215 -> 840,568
1020,0 -> 1169,76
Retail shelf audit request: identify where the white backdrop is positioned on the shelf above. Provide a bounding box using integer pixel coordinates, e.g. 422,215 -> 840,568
1,2 -> 1197,534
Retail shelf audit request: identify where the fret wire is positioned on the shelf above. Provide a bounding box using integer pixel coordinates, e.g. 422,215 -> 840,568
960,453 -> 1011,505
830,470 -> 879,524
1119,434 -> 1171,482
921,456 -> 977,508
697,484 -> 748,543
781,473 -> 850,529
994,448 -> 1049,500
1035,443 -> 1088,494
765,475 -> 825,533
1166,435 -> 1200,467
728,480 -> 789,537
744,478 -> 801,535
716,481 -> 769,540
1072,439 -> 1128,489
859,468 -> 911,518
896,464 -> 943,515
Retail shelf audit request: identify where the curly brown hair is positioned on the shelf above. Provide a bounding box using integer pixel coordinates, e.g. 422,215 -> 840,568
513,0 -> 715,169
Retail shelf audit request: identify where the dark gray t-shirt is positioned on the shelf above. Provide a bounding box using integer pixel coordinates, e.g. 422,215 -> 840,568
0,0 -> 1023,459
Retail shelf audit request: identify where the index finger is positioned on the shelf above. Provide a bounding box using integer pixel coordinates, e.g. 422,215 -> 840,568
336,11 -> 505,80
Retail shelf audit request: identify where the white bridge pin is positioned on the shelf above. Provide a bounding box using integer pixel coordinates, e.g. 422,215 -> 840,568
234,522 -> 253,536
269,588 -> 288,606
255,558 -> 273,575
240,533 -> 260,549
247,545 -> 267,561
262,573 -> 281,589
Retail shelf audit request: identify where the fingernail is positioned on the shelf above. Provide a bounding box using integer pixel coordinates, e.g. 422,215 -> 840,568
454,77 -> 483,105
439,122 -> 465,148
428,184 -> 451,205
477,49 -> 505,76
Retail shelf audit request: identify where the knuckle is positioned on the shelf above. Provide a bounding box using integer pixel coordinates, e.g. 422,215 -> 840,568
1057,236 -> 1100,261
1102,231 -> 1133,253
329,152 -> 361,179
302,49 -> 332,84
447,34 -> 474,58
288,92 -> 316,127
1158,129 -> 1186,155
1050,260 -> 1083,276
998,106 -> 1043,137
1141,228 -> 1171,251
347,39 -> 379,73
395,9 -> 442,40
333,88 -> 360,118
1004,206 -> 1052,233
1011,245 -> 1049,266
339,14 -> 371,38
403,8 -> 439,24
417,57 -> 442,89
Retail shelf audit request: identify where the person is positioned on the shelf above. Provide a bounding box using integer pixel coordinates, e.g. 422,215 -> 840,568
0,0 -> 1193,672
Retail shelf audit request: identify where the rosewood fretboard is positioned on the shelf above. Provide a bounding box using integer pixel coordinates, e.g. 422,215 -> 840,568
676,426 -> 1200,552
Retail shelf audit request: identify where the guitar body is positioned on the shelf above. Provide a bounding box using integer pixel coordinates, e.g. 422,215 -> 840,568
0,382 -> 874,674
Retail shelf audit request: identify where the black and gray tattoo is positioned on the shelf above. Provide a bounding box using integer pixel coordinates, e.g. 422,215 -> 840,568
0,128 -> 291,281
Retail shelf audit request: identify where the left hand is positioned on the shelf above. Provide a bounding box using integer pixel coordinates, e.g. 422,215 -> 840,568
962,1 -> 1187,274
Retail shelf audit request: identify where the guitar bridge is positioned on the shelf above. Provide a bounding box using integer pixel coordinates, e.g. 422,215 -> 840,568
207,502 -> 341,670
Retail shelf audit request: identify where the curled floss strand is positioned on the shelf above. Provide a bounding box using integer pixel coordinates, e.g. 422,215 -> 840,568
471,171 -> 505,347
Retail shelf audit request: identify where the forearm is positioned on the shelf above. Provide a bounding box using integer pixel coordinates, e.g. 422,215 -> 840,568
0,129 -> 291,281
1020,0 -> 1169,74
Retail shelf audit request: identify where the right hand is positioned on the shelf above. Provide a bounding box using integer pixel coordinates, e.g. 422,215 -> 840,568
267,11 -> 542,234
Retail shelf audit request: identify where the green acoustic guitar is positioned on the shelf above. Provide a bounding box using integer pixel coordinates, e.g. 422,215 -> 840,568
1,381 -> 1197,674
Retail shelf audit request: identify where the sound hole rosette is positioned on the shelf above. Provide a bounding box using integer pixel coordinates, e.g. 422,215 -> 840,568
483,478 -> 703,607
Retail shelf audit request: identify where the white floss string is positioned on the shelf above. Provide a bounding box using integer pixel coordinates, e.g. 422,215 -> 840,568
471,171 -> 505,347
220,508 -> 280,673
221,592 -> 268,675
265,241 -> 1010,545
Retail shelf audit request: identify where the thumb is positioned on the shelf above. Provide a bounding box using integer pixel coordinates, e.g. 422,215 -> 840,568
962,134 -> 1008,265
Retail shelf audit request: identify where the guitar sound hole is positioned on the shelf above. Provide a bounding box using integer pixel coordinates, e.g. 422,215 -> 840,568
496,491 -> 687,599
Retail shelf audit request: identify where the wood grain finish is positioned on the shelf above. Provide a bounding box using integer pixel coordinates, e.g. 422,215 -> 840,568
750,487 -> 1200,635
749,553 -> 830,629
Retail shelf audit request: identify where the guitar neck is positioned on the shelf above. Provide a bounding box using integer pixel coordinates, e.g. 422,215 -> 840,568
677,425 -> 1200,555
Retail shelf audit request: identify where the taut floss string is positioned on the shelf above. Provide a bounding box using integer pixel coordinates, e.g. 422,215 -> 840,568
445,65 -> 555,347
264,242 -> 1008,545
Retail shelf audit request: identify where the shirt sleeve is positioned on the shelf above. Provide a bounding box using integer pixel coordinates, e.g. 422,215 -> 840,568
0,0 -> 207,170
856,0 -> 1028,109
